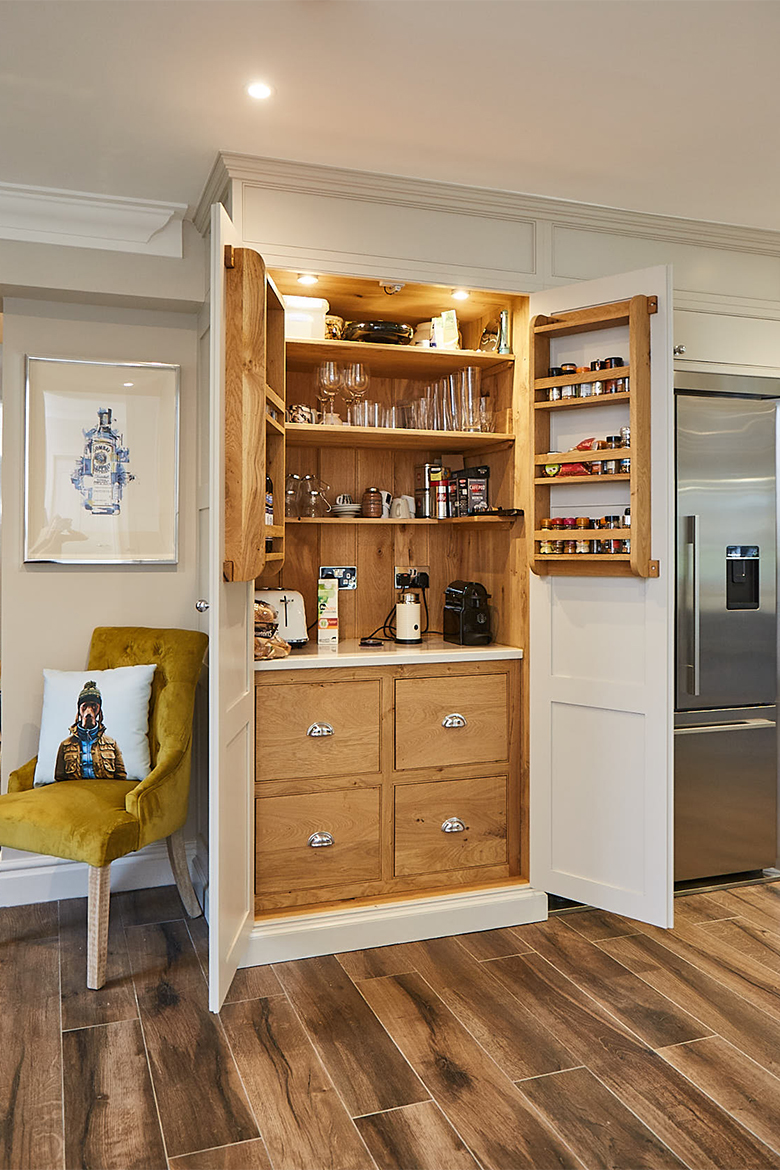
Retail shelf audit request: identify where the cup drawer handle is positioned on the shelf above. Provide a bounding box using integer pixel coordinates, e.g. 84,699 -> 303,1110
442,713 -> 467,729
307,722 -> 335,738
441,817 -> 466,833
308,831 -> 334,848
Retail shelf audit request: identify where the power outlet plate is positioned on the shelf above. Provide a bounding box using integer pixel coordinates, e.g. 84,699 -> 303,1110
394,565 -> 430,589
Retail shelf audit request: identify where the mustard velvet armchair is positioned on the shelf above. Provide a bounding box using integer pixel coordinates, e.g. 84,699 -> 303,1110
0,626 -> 208,989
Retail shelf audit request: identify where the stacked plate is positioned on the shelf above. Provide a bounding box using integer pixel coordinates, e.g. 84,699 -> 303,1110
331,503 -> 363,518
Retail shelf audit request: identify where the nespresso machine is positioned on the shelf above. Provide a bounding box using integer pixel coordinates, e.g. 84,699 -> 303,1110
443,580 -> 492,646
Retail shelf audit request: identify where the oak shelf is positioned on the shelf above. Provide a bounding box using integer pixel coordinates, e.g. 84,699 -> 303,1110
266,412 -> 284,436
286,337 -> 514,379
286,516 -> 513,527
533,366 -> 630,391
534,474 -> 630,486
534,393 -> 631,412
286,422 -> 513,454
266,384 -> 285,413
535,448 -> 633,467
533,529 -> 631,540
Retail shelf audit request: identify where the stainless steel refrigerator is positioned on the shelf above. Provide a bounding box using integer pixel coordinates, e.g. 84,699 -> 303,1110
675,371 -> 780,881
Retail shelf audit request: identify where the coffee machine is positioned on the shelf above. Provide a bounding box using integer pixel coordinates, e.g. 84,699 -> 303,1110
443,580 -> 492,646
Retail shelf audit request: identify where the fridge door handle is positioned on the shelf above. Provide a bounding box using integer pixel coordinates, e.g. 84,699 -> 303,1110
684,515 -> 701,696
675,718 -> 776,735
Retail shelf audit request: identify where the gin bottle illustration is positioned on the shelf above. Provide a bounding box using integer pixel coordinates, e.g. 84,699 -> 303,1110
71,407 -> 134,515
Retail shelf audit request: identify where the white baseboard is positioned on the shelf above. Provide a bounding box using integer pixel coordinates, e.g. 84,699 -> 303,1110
241,883 -> 548,967
0,837 -> 197,906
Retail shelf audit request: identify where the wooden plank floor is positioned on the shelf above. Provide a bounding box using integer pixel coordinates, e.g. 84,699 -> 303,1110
4,883 -> 780,1167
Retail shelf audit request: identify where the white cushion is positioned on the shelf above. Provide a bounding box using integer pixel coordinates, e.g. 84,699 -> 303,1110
33,664 -> 156,787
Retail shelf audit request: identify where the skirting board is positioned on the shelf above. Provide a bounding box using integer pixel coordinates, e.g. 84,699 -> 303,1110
0,837 -> 198,906
241,883 -> 548,967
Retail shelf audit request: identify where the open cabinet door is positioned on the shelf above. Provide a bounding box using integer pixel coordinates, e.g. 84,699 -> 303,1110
206,204 -> 256,1010
529,265 -> 675,927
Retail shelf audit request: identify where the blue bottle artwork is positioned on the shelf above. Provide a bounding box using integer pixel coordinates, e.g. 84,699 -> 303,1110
71,408 -> 134,515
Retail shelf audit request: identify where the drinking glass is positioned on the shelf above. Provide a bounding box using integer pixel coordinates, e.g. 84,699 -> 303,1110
458,367 -> 482,432
479,396 -> 496,433
343,362 -> 370,401
284,473 -> 302,518
316,361 -> 343,420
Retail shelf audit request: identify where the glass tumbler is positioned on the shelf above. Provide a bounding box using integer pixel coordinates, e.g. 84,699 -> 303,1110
458,367 -> 482,432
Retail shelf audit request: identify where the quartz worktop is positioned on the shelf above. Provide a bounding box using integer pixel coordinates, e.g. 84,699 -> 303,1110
254,636 -> 523,671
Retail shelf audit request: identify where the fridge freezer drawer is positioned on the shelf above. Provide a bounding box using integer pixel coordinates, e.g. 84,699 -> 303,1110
674,708 -> 777,881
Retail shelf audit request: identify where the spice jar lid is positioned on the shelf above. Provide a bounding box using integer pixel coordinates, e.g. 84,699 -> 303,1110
590,360 -> 601,371
604,357 -> 625,367
560,363 -> 577,372
575,517 -> 591,529
606,435 -> 622,444
562,517 -> 576,529
547,367 -> 563,377
604,514 -> 621,524
540,518 -> 552,528
549,518 -> 564,529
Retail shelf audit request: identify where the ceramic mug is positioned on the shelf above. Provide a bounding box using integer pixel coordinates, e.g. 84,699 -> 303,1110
288,403 -> 319,424
390,497 -> 412,519
401,494 -> 417,517
335,494 -> 354,505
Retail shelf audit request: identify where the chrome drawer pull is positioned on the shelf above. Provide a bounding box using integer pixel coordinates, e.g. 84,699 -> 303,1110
308,831 -> 334,848
307,722 -> 335,738
441,817 -> 466,833
442,713 -> 467,729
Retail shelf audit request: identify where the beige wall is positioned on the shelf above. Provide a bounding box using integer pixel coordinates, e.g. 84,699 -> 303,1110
1,299 -> 200,785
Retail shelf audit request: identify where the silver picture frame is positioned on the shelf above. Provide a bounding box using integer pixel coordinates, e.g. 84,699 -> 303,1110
24,355 -> 180,565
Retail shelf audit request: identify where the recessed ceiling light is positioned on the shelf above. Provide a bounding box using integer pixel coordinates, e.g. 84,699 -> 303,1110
123,382 -> 134,387
452,289 -> 470,301
297,274 -> 319,286
247,81 -> 273,100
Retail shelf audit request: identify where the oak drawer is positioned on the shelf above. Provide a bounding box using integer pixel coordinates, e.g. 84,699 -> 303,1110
256,679 -> 381,781
394,674 -> 508,771
255,787 -> 381,895
394,775 -> 507,877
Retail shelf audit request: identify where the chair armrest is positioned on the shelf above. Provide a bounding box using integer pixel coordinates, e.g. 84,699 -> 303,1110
8,758 -> 37,793
125,744 -> 185,828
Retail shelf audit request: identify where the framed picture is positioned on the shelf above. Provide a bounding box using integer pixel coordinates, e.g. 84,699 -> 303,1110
25,356 -> 180,564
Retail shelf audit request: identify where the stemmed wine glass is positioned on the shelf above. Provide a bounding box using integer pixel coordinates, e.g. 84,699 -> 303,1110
343,362 -> 371,426
316,362 -> 343,424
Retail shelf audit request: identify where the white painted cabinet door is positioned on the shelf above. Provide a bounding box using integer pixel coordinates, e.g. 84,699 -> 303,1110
529,265 -> 675,927
206,204 -> 255,1010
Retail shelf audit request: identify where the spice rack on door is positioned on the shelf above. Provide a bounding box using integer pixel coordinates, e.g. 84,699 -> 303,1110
529,294 -> 659,578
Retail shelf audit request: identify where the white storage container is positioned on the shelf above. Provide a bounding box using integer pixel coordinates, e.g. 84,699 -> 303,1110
283,295 -> 329,340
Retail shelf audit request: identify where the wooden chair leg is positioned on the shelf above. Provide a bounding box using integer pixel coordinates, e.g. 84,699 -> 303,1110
87,864 -> 111,990
167,828 -> 202,918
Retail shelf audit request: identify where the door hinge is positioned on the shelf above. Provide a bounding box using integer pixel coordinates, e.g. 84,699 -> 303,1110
223,559 -> 234,581
647,296 -> 658,315
224,244 -> 235,270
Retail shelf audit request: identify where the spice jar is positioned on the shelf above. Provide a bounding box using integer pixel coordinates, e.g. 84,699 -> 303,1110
621,507 -> 631,553
549,517 -> 564,554
560,363 -> 578,399
578,367 -> 592,398
539,518 -> 553,555
603,357 -> 625,393
361,486 -> 383,517
602,436 -> 622,475
590,359 -> 605,396
602,515 -> 622,554
575,517 -> 592,553
562,517 -> 577,554
547,367 -> 563,402
589,440 -> 607,475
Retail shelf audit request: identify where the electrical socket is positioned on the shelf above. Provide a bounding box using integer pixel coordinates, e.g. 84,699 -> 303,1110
394,565 -> 430,590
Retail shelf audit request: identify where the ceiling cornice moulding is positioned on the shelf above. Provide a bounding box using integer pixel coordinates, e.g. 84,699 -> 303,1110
0,183 -> 187,256
204,153 -> 780,260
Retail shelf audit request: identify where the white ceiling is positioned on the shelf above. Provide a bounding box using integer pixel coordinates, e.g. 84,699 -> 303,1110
2,0 -> 779,232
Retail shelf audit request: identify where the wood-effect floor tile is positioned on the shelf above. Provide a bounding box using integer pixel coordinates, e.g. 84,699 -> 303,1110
336,943 -> 417,980
63,1019 -> 166,1170
707,886 -> 780,935
355,1101 -> 479,1170
601,931 -> 780,1079
401,935 -> 580,1080
60,896 -> 138,1031
515,1067 -> 685,1169
273,954 -> 428,1117
661,1035 -> 780,1156
125,919 -> 257,1158
358,971 -> 582,1170
116,885 -> 187,929
221,996 -> 371,1170
168,1138 -> 273,1169
488,952 -> 780,1169
699,916 -> 780,976
559,908 -> 637,943
672,892 -> 741,925
0,905 -> 63,1170
513,918 -> 711,1048
186,918 -> 283,1002
456,928 -> 533,962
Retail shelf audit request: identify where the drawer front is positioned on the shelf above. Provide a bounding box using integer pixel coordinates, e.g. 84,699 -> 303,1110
256,679 -> 381,781
394,775 -> 507,877
256,788 -> 381,895
394,674 -> 508,771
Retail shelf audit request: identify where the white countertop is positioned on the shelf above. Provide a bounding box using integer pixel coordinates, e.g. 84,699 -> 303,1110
254,636 -> 523,671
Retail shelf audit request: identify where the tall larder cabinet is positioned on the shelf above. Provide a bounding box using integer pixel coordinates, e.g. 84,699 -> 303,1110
202,196 -> 674,1012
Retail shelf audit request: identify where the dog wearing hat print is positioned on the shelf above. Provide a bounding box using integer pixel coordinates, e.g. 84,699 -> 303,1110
54,679 -> 127,781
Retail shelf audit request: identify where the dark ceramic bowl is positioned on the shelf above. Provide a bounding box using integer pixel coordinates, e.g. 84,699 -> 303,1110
342,321 -> 414,345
